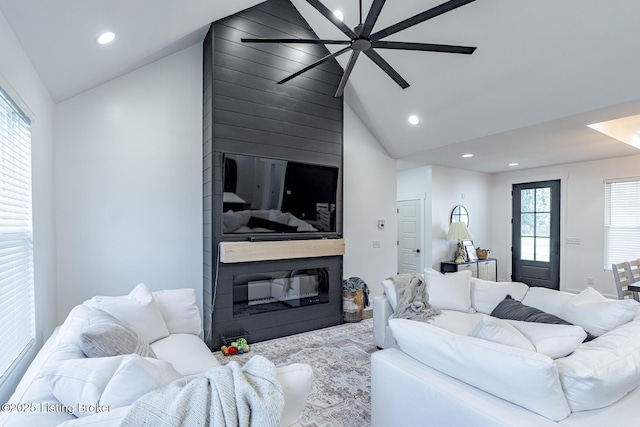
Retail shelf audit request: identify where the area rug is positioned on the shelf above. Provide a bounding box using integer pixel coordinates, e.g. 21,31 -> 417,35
213,318 -> 376,427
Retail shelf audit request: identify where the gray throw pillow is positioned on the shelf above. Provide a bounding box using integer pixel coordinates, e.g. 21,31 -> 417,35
491,295 -> 595,341
80,308 -> 156,358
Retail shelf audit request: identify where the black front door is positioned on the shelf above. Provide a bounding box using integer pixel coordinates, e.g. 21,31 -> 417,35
512,180 -> 561,289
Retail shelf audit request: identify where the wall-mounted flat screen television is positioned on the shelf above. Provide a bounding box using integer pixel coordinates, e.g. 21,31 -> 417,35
222,153 -> 339,235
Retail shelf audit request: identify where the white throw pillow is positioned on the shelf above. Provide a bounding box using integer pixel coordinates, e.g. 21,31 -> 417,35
469,315 -> 535,351
505,319 -> 587,359
42,356 -> 127,417
92,283 -> 170,343
152,288 -> 202,335
424,268 -> 472,312
389,318 -> 570,421
470,278 -> 530,314
521,287 -> 574,317
562,287 -> 640,336
555,316 -> 640,411
381,279 -> 397,310
100,355 -> 181,408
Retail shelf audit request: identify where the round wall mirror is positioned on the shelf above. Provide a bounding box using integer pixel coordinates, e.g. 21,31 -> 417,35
450,205 -> 469,226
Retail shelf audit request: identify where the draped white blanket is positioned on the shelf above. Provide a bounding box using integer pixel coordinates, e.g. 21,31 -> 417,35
119,355 -> 284,427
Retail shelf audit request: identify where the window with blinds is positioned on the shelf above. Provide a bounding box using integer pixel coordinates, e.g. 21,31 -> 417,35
0,86 -> 35,384
604,178 -> 640,270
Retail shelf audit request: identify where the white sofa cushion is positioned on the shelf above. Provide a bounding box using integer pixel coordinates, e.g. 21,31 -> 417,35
555,317 -> 640,411
505,320 -> 587,359
100,355 -> 182,408
42,355 -> 180,417
150,333 -> 220,376
470,278 -> 529,314
56,407 -> 130,427
469,315 -> 535,351
42,356 -> 124,417
152,288 -> 202,335
389,318 -> 571,421
425,268 -> 473,312
562,287 -> 640,336
92,283 -> 170,343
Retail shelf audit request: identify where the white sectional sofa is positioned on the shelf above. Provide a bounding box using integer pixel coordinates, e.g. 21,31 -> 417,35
0,284 -> 312,427
372,270 -> 640,426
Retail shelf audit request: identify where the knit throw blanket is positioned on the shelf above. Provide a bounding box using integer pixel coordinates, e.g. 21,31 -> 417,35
119,355 -> 284,427
390,273 -> 441,321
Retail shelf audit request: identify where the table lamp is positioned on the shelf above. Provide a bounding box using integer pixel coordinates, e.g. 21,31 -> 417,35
447,222 -> 474,263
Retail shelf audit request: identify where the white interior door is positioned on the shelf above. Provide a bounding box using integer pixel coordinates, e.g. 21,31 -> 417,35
397,199 -> 421,274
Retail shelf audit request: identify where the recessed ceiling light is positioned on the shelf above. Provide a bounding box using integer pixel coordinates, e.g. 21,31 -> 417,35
97,32 -> 116,45
333,10 -> 344,21
462,153 -> 473,158
408,115 -> 420,125
508,162 -> 519,167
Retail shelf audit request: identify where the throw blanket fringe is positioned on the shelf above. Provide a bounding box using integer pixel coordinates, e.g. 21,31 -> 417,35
390,273 -> 440,321
119,355 -> 284,427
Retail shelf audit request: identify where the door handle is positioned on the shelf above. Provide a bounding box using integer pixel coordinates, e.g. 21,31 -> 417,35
414,249 -> 420,253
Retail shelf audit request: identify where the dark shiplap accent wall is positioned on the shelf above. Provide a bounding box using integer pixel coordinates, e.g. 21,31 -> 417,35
203,0 -> 344,348
202,26 -> 214,341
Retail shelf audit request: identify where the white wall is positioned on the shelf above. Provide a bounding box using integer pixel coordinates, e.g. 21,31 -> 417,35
55,44 -> 203,320
431,166 -> 493,270
492,154 -> 640,297
398,165 -> 493,273
343,104 -> 397,298
0,10 -> 57,403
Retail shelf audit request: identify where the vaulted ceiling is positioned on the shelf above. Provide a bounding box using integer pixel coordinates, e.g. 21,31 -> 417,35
1,0 -> 639,172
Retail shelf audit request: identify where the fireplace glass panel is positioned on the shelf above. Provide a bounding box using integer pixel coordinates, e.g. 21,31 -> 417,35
233,268 -> 329,317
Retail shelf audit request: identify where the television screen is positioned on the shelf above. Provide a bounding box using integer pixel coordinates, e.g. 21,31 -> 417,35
222,153 -> 339,235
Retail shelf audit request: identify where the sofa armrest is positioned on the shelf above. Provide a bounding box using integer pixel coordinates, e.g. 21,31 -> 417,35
373,295 -> 395,348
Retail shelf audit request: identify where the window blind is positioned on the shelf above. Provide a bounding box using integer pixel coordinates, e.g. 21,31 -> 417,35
0,86 -> 34,383
604,178 -> 640,269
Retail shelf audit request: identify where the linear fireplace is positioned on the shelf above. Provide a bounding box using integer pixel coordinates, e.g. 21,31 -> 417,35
233,268 -> 329,317
209,252 -> 343,350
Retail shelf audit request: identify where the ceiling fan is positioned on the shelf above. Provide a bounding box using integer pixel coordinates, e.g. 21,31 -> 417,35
242,0 -> 477,97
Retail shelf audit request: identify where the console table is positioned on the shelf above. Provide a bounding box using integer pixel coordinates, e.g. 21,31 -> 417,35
441,258 -> 497,281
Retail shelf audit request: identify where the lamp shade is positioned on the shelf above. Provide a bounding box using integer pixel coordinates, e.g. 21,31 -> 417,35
447,222 -> 474,240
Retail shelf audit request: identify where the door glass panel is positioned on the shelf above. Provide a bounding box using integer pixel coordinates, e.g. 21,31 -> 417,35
520,186 -> 552,261
536,213 -> 551,237
521,189 -> 535,212
521,214 -> 535,236
536,188 -> 551,212
521,237 -> 535,260
536,237 -> 550,262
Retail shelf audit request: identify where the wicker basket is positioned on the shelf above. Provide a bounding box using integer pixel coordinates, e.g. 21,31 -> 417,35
476,249 -> 489,260
343,289 -> 364,323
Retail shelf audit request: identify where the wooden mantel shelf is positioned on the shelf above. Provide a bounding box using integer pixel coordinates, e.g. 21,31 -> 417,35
219,238 -> 345,263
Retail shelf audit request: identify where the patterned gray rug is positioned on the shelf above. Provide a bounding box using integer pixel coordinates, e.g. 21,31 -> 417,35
213,318 -> 376,427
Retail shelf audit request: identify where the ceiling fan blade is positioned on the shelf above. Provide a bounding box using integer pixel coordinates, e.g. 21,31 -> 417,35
278,46 -> 352,85
306,0 -> 358,40
371,0 -> 475,42
359,0 -> 386,38
372,41 -> 476,54
363,49 -> 409,90
335,50 -> 360,97
242,38 -> 351,45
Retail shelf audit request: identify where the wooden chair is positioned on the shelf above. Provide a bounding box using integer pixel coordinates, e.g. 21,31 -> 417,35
612,261 -> 639,301
628,259 -> 640,283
